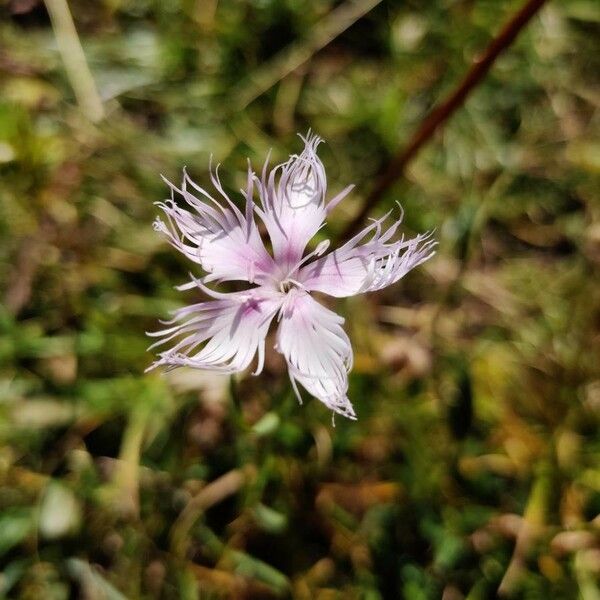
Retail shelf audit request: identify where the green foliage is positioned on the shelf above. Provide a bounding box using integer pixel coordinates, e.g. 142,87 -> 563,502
0,0 -> 598,598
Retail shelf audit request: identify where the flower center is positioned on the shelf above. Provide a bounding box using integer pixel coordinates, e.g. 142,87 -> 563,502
279,278 -> 303,294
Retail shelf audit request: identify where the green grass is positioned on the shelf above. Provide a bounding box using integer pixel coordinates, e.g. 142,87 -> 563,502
0,0 -> 599,598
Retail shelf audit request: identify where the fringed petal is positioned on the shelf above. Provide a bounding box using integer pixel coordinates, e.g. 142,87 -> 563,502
154,166 -> 276,285
275,289 -> 356,420
147,288 -> 283,375
254,132 -> 339,272
298,209 -> 436,297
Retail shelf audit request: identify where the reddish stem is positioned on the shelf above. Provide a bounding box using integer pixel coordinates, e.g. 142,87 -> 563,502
341,0 -> 548,240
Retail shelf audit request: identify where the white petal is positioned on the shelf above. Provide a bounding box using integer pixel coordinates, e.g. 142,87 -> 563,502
155,166 -> 276,285
148,288 -> 283,375
298,210 -> 436,297
275,290 -> 356,420
254,132 -> 332,271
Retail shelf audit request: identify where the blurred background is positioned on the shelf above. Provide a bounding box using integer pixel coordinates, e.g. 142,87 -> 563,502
0,0 -> 599,598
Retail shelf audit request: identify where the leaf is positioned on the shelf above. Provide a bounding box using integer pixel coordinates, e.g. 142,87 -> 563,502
39,482 -> 82,540
66,559 -> 128,600
0,508 -> 34,557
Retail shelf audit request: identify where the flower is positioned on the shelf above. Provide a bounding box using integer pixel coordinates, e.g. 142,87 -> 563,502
148,133 -> 435,420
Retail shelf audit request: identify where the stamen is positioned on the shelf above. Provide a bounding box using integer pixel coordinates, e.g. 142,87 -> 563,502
279,278 -> 306,293
248,260 -> 256,285
287,239 -> 331,276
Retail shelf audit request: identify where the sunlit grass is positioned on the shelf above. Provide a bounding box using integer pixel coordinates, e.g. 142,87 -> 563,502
0,0 -> 598,597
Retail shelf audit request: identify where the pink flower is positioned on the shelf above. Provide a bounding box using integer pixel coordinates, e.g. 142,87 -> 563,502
148,133 -> 435,420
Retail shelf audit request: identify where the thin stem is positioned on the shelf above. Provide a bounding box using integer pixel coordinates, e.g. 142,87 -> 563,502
44,0 -> 104,123
109,407 -> 149,519
341,0 -> 549,240
233,0 -> 383,111
170,467 -> 254,557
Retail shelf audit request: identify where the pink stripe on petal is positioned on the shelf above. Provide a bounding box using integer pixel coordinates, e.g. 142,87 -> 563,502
298,210 -> 436,297
155,169 -> 276,285
147,289 -> 283,375
255,132 -> 330,271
